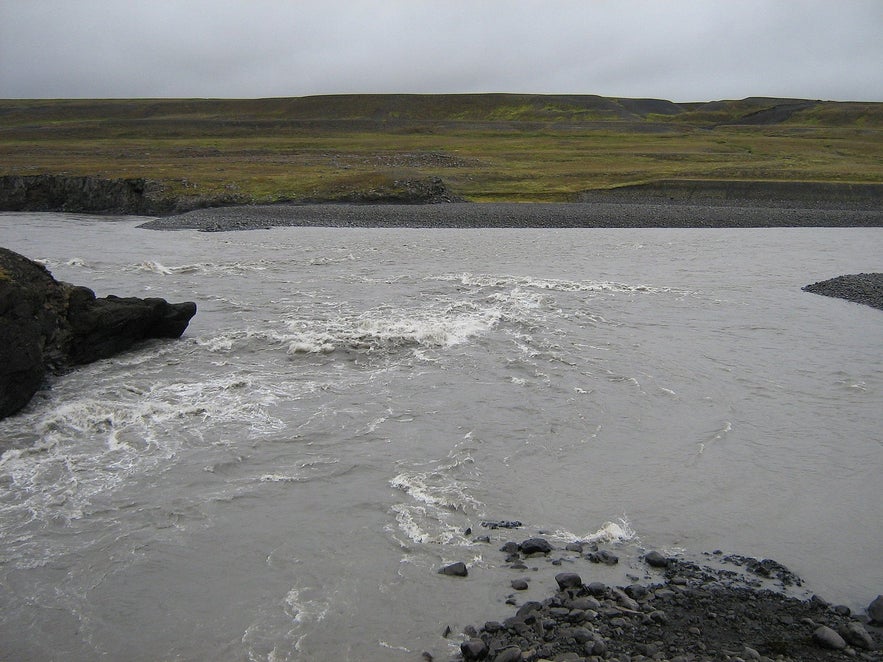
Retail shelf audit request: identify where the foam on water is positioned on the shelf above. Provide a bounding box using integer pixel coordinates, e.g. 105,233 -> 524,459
283,301 -> 504,356
437,272 -> 684,295
0,354 -> 292,565
553,517 -> 637,546
389,445 -> 483,547
126,259 -> 270,276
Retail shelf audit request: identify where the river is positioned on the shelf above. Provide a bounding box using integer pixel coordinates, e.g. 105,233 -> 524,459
1,212 -> 881,661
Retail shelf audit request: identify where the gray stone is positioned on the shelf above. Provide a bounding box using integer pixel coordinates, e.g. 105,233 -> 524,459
438,561 -> 468,577
520,538 -> 552,555
842,622 -> 874,650
555,572 -> 583,590
644,550 -> 669,568
869,594 -> 883,624
586,581 -> 606,596
493,646 -> 522,662
511,579 -> 529,591
460,638 -> 488,660
813,625 -> 847,650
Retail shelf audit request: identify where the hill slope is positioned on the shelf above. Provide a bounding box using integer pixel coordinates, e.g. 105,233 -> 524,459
0,94 -> 881,207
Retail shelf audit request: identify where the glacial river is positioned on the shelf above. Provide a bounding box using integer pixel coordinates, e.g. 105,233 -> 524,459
0,212 -> 881,661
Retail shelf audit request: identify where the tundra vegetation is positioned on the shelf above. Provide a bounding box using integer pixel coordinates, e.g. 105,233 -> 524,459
0,94 -> 880,205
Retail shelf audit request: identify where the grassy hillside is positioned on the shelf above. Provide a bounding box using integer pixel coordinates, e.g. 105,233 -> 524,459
1,94 -> 881,204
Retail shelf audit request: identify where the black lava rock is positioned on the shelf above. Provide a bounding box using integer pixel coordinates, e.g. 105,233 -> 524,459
0,247 -> 196,420
519,538 -> 552,555
439,562 -> 468,577
644,550 -> 670,568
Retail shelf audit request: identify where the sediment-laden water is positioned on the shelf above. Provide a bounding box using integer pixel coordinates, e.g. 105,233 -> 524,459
1,212 -> 881,661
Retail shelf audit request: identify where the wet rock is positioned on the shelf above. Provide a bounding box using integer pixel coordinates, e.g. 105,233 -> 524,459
813,624 -> 847,650
439,562 -> 468,577
554,573 -> 582,590
869,594 -> 883,623
0,247 -> 196,420
492,647 -> 522,662
482,520 -> 523,530
450,546 -> 883,662
519,538 -> 552,555
460,639 -> 488,660
510,579 -> 529,591
842,621 -> 875,650
644,550 -> 669,568
585,581 -> 606,596
587,549 -> 619,565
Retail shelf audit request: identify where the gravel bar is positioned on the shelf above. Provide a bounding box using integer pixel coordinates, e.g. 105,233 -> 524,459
138,201 -> 883,232
803,273 -> 883,311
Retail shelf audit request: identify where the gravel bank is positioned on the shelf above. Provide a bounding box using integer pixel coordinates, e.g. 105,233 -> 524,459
803,274 -> 883,311
444,538 -> 882,662
138,201 -> 883,232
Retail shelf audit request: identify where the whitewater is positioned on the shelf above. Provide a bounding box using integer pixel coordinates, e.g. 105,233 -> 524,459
0,212 -> 881,661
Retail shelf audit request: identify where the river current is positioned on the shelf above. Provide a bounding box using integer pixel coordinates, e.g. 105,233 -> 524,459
0,212 -> 881,661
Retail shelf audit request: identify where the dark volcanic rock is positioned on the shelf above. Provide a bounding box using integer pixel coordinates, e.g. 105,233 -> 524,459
519,538 -> 553,555
0,174 -> 158,215
554,573 -> 583,590
644,550 -> 670,568
0,247 -> 196,420
870,594 -> 883,623
439,562 -> 468,577
454,558 -> 883,662
803,273 -> 883,310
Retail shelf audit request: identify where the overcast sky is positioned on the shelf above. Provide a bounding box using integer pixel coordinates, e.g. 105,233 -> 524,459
1,0 -> 881,102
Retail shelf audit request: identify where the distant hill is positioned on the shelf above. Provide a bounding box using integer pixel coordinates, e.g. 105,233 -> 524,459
1,94 -> 880,130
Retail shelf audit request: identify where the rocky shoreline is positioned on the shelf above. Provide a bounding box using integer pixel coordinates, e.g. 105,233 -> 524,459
438,535 -> 882,662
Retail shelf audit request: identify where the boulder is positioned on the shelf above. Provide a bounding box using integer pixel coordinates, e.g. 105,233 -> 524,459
555,573 -> 583,590
812,625 -> 847,650
869,594 -> 883,624
0,247 -> 196,419
519,538 -> 552,555
438,562 -> 468,577
644,550 -> 670,568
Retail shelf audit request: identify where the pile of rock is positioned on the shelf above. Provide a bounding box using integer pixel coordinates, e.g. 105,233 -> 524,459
0,247 -> 196,420
446,538 -> 881,662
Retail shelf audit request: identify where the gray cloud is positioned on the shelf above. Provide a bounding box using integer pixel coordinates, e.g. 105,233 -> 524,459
1,0 -> 881,101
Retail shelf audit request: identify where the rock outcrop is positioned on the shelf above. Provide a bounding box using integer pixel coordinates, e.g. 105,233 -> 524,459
0,174 -> 247,216
0,247 -> 196,419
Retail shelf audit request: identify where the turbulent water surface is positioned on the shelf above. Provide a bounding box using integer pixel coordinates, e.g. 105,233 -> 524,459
1,212 -> 881,661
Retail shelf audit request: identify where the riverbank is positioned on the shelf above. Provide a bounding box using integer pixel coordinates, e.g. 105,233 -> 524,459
445,538 -> 883,661
139,199 -> 883,232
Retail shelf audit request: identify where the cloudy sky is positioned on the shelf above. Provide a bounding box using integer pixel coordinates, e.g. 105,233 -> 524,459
1,0 -> 881,102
